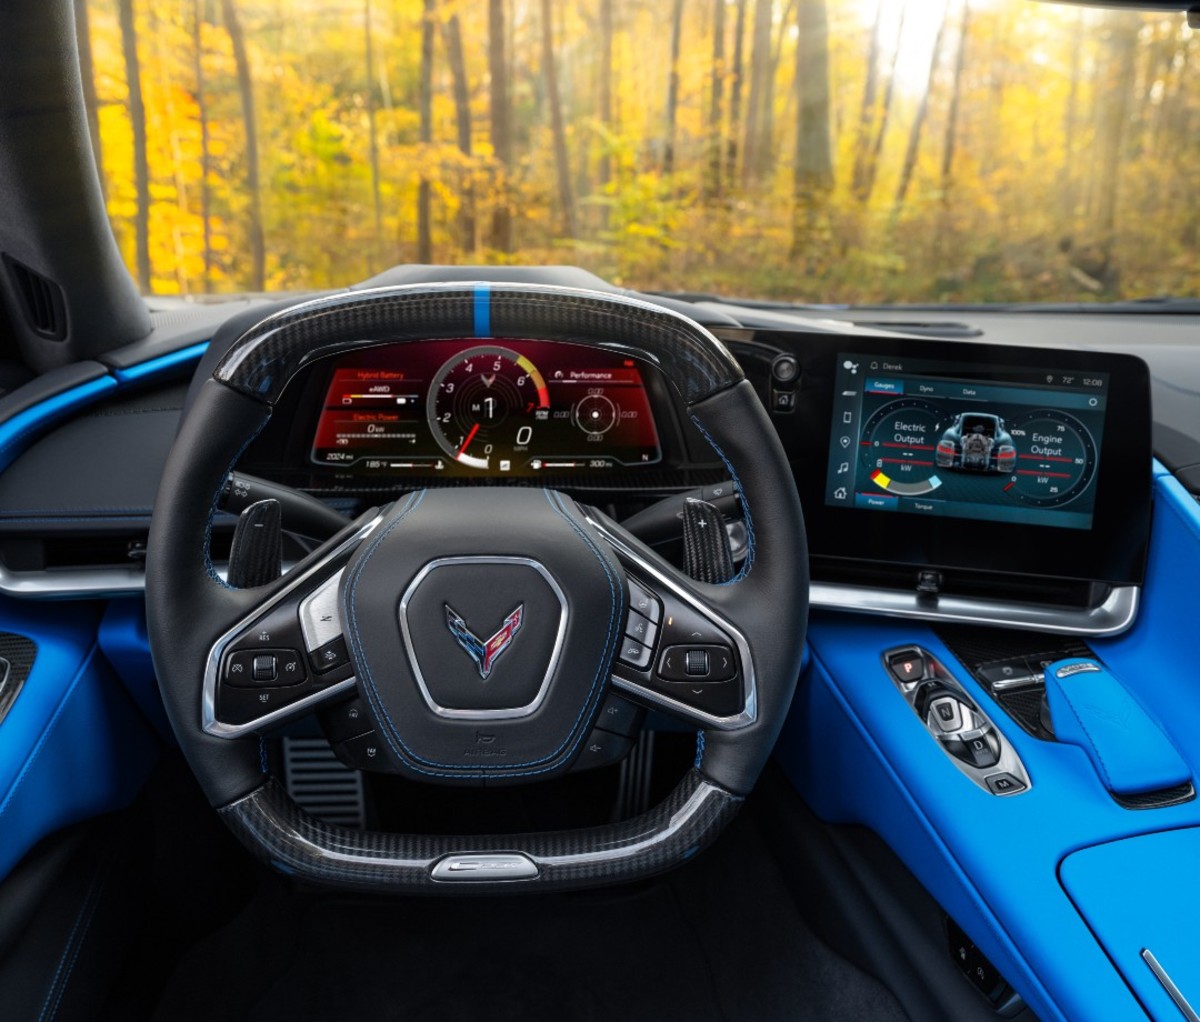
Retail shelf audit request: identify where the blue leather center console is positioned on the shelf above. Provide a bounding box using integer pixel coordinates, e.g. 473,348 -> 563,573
779,468 -> 1200,1022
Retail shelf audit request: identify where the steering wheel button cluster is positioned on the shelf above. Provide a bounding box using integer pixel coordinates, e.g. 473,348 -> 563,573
310,635 -> 351,674
627,579 -> 662,624
624,609 -> 658,646
619,639 -> 653,670
657,644 -> 737,683
223,648 -> 306,688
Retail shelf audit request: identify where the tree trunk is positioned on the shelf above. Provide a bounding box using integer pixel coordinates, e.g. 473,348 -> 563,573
742,0 -> 774,185
1059,8 -> 1084,222
858,6 -> 905,203
540,0 -> 576,238
941,0 -> 971,202
663,0 -> 686,175
488,0 -> 512,251
891,0 -> 949,216
598,0 -> 613,196
726,0 -> 747,182
1093,13 -> 1139,278
417,0 -> 434,263
705,0 -> 726,199
790,0 -> 833,265
443,12 -> 475,254
364,0 -> 383,271
192,0 -> 212,291
74,0 -> 104,196
222,0 -> 265,291
851,0 -> 884,200
117,0 -> 151,292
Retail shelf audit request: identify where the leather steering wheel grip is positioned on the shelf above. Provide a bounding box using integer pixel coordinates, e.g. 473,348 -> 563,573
146,283 -> 808,891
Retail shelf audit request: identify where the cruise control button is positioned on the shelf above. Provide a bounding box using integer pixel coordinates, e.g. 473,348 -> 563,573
217,682 -> 311,725
624,610 -> 658,647
224,648 -> 306,687
618,639 -> 653,670
658,644 -> 737,683
310,635 -> 351,674
627,580 -> 662,624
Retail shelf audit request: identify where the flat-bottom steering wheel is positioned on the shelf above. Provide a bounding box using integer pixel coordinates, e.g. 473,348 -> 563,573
147,283 -> 808,892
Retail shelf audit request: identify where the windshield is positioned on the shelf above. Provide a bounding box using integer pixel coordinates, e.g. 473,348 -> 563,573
79,1 -> 1197,304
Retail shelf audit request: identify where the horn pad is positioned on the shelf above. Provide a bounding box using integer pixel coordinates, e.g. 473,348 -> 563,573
340,488 -> 625,785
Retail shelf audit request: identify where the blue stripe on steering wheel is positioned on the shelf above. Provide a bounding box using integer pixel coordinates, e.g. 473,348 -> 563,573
473,283 -> 492,337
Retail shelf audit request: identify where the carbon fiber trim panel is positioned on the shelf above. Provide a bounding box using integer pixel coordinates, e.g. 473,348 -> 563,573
218,769 -> 741,892
0,633 -> 37,724
212,283 -> 743,406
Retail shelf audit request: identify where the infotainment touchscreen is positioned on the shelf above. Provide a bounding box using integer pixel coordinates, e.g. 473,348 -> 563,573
824,353 -> 1108,531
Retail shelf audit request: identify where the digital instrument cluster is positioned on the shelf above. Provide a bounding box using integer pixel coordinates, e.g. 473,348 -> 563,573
825,352 -> 1108,531
311,339 -> 662,476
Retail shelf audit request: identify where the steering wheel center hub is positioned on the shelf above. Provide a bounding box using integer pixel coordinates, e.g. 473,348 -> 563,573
399,556 -> 567,718
340,488 -> 625,785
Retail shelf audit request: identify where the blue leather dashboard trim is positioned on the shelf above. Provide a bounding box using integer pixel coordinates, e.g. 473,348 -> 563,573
0,598 -> 157,882
111,341 -> 210,384
779,469 -> 1200,1022
1044,657 -> 1190,796
1060,828 -> 1200,1022
0,341 -> 210,477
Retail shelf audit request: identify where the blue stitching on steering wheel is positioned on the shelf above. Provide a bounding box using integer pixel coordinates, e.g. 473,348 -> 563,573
343,490 -> 622,778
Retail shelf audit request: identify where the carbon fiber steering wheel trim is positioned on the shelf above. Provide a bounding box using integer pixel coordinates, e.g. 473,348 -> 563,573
212,282 -> 744,406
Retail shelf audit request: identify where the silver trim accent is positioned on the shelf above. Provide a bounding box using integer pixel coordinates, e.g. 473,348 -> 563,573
202,513 -> 383,738
584,514 -> 758,732
812,582 -> 1139,637
1143,949 -> 1200,1022
397,556 -> 568,721
430,853 -> 539,882
298,569 -> 344,652
882,646 -> 1032,797
1055,661 -> 1101,679
0,561 -> 302,600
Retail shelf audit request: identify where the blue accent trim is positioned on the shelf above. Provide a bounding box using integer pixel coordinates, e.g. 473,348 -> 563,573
1044,657 -> 1190,796
693,730 -> 706,769
110,340 -> 210,384
1061,829 -> 1200,1022
473,283 -> 492,337
0,597 -> 157,884
0,377 -> 118,474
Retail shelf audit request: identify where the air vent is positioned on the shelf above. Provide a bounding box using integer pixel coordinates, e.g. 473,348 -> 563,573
3,255 -> 67,340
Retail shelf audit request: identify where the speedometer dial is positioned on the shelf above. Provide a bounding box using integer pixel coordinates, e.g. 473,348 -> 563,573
426,346 -> 551,469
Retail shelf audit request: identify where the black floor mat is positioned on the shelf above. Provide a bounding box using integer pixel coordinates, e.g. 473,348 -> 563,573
150,811 -> 907,1022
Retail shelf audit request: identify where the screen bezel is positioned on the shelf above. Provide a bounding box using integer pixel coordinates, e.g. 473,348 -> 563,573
775,333 -> 1152,586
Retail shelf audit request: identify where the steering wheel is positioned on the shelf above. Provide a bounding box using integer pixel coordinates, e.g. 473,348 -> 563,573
146,283 -> 808,892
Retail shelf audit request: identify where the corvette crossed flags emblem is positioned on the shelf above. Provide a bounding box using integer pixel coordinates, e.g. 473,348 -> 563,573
444,603 -> 525,680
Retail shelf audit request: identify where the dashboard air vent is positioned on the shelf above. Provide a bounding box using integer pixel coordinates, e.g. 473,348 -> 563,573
3,256 -> 67,340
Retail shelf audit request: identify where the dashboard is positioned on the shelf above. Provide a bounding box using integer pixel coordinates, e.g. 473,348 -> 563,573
310,339 -> 662,477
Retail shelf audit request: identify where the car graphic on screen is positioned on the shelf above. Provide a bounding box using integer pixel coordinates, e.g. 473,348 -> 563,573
936,413 -> 1017,474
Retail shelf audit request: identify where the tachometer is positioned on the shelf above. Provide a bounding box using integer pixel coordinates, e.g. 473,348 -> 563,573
426,345 -> 551,469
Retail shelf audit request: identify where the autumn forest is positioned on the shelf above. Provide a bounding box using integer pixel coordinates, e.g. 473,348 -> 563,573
77,0 -> 1198,303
